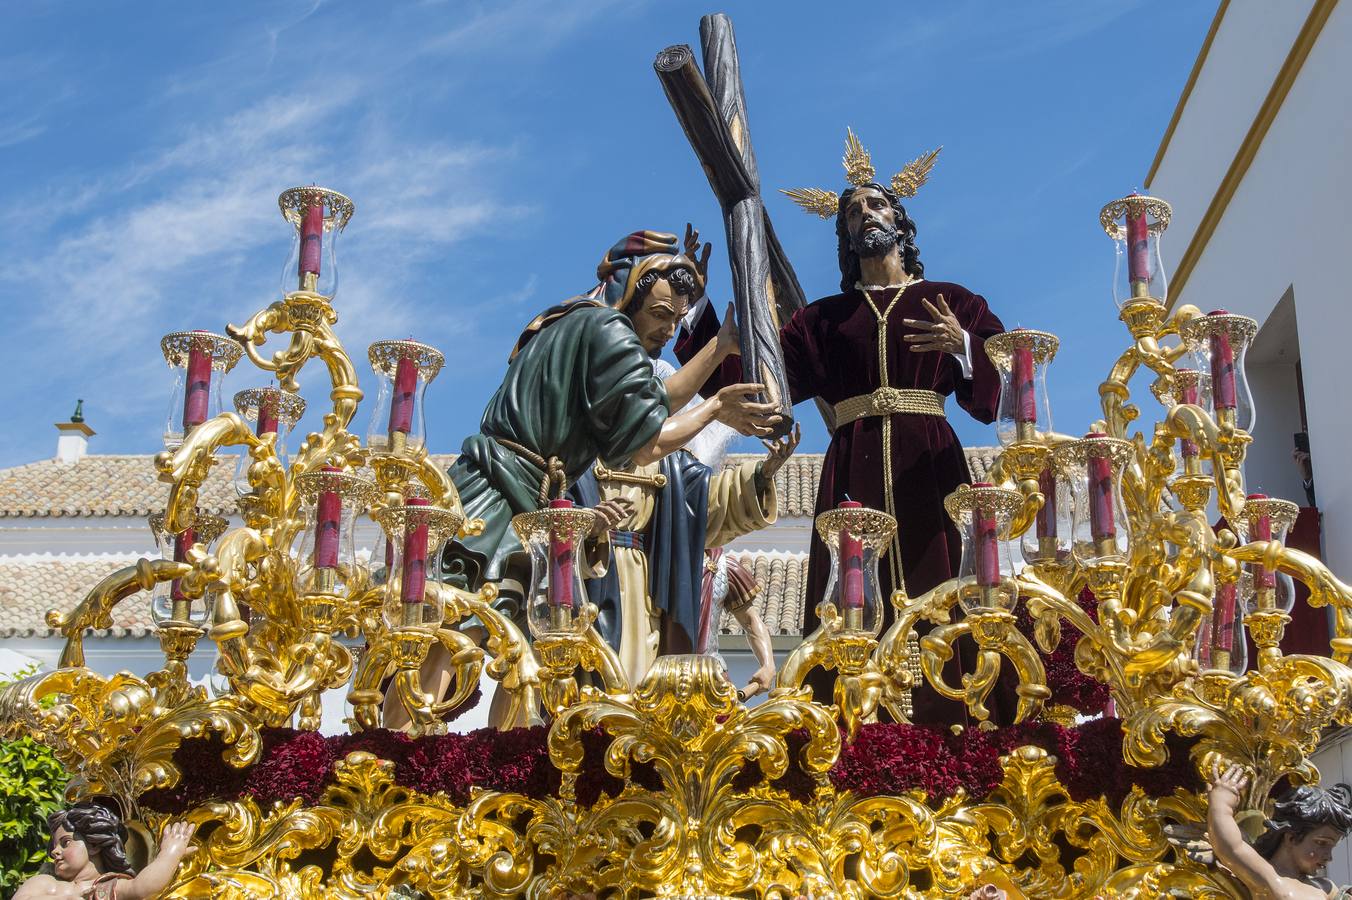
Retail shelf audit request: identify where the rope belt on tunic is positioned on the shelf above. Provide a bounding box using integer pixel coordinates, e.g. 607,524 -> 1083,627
492,437 -> 568,505
859,284 -> 931,718
833,387 -> 945,427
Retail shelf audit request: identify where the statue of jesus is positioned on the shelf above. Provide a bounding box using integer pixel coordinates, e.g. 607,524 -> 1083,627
677,133 -> 1007,722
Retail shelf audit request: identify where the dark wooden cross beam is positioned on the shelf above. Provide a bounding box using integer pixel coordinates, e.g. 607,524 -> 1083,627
655,14 -> 834,433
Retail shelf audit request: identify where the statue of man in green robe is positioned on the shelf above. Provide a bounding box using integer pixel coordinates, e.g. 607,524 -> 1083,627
441,228 -> 780,609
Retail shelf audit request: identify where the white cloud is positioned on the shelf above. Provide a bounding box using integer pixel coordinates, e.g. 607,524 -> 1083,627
0,117 -> 45,148
0,1 -> 639,466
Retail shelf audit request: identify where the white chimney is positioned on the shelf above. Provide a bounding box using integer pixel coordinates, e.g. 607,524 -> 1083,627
55,400 -> 94,464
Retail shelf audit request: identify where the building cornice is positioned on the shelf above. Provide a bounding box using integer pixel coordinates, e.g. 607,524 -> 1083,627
1144,0 -> 1231,190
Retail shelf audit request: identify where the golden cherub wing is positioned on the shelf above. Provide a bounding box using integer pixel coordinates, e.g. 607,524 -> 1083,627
780,187 -> 840,219
891,146 -> 942,199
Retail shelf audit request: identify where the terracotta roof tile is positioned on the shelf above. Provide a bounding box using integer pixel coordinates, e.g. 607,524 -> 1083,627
0,557 -> 152,638
0,449 -> 997,521
714,552 -> 809,637
723,447 -> 999,517
0,455 -> 240,519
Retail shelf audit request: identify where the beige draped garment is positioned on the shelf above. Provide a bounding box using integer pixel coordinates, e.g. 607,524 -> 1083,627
592,458 -> 776,685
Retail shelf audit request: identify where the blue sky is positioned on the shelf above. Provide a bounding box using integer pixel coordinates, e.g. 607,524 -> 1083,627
0,1 -> 1218,467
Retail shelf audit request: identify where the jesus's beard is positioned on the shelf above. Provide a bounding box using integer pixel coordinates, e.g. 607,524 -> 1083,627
851,222 -> 900,258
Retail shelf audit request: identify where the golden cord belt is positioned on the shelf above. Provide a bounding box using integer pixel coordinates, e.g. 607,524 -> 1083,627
860,286 -> 924,719
833,387 -> 945,427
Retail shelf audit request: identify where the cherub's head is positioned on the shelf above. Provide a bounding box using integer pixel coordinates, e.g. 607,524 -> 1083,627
1255,783 -> 1352,876
47,803 -> 134,880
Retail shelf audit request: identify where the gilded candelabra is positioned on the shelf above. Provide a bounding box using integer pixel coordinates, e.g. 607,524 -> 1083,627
5,189 -> 1352,899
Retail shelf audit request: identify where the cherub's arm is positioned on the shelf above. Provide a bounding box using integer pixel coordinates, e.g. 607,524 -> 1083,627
1207,765 -> 1323,900
118,821 -> 197,900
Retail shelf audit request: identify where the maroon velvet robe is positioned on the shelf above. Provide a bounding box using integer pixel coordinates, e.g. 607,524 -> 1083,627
677,280 -> 1005,721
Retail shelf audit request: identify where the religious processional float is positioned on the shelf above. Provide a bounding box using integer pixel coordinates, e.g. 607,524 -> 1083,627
4,18 -> 1352,900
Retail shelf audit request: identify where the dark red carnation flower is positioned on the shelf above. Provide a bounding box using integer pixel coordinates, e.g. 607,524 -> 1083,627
574,728 -> 626,807
245,729 -> 334,806
139,733 -> 244,813
463,725 -> 559,798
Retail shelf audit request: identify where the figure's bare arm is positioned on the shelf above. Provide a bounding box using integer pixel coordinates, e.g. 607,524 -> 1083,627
665,301 -> 740,410
731,603 -> 776,699
632,384 -> 780,466
118,821 -> 196,900
1206,765 -> 1320,900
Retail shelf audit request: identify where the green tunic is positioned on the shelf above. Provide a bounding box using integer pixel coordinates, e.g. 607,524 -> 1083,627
446,305 -> 669,587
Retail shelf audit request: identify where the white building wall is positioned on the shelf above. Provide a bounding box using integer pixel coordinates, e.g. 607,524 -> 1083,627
1150,0 -> 1352,570
1151,1 -> 1352,876
1149,0 -> 1316,257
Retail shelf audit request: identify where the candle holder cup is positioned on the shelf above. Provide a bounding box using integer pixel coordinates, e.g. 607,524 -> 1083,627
231,387 -> 306,497
293,467 -> 376,600
815,504 -> 897,636
1101,195 -> 1171,309
944,483 -> 1024,614
1179,312 -> 1259,434
366,340 -> 444,458
372,498 -> 463,633
160,331 -> 242,451
149,510 -> 229,628
512,501 -> 597,640
279,186 -> 353,299
1195,577 -> 1248,676
1052,434 -> 1135,568
986,329 -> 1058,447
1151,368 -> 1215,487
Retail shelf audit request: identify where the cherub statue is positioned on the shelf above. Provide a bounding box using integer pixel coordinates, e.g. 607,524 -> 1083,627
13,802 -> 196,900
1208,764 -> 1352,899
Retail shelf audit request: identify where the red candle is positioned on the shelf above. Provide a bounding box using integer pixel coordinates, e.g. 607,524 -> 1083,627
1212,580 -> 1238,656
1086,435 -> 1116,543
548,498 -> 576,609
971,483 -> 1000,587
256,392 -> 279,436
1179,375 -> 1200,459
1126,201 -> 1151,291
170,525 -> 197,603
838,500 -> 865,610
299,201 -> 324,282
183,335 -> 213,431
314,466 -> 343,570
1012,337 -> 1037,426
1247,493 -> 1277,589
400,497 -> 430,606
1207,311 -> 1237,411
1035,467 -> 1057,540
387,355 -> 418,436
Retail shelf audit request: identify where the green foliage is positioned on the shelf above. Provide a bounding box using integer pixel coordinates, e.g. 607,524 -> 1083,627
0,665 -> 70,893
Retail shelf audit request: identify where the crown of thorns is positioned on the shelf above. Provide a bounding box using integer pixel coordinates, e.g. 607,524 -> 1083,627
781,128 -> 941,219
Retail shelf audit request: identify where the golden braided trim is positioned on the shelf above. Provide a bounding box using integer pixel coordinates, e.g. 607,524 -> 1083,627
833,387 -> 945,428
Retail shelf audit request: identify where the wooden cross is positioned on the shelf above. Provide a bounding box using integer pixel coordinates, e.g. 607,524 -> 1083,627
655,14 -> 834,433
